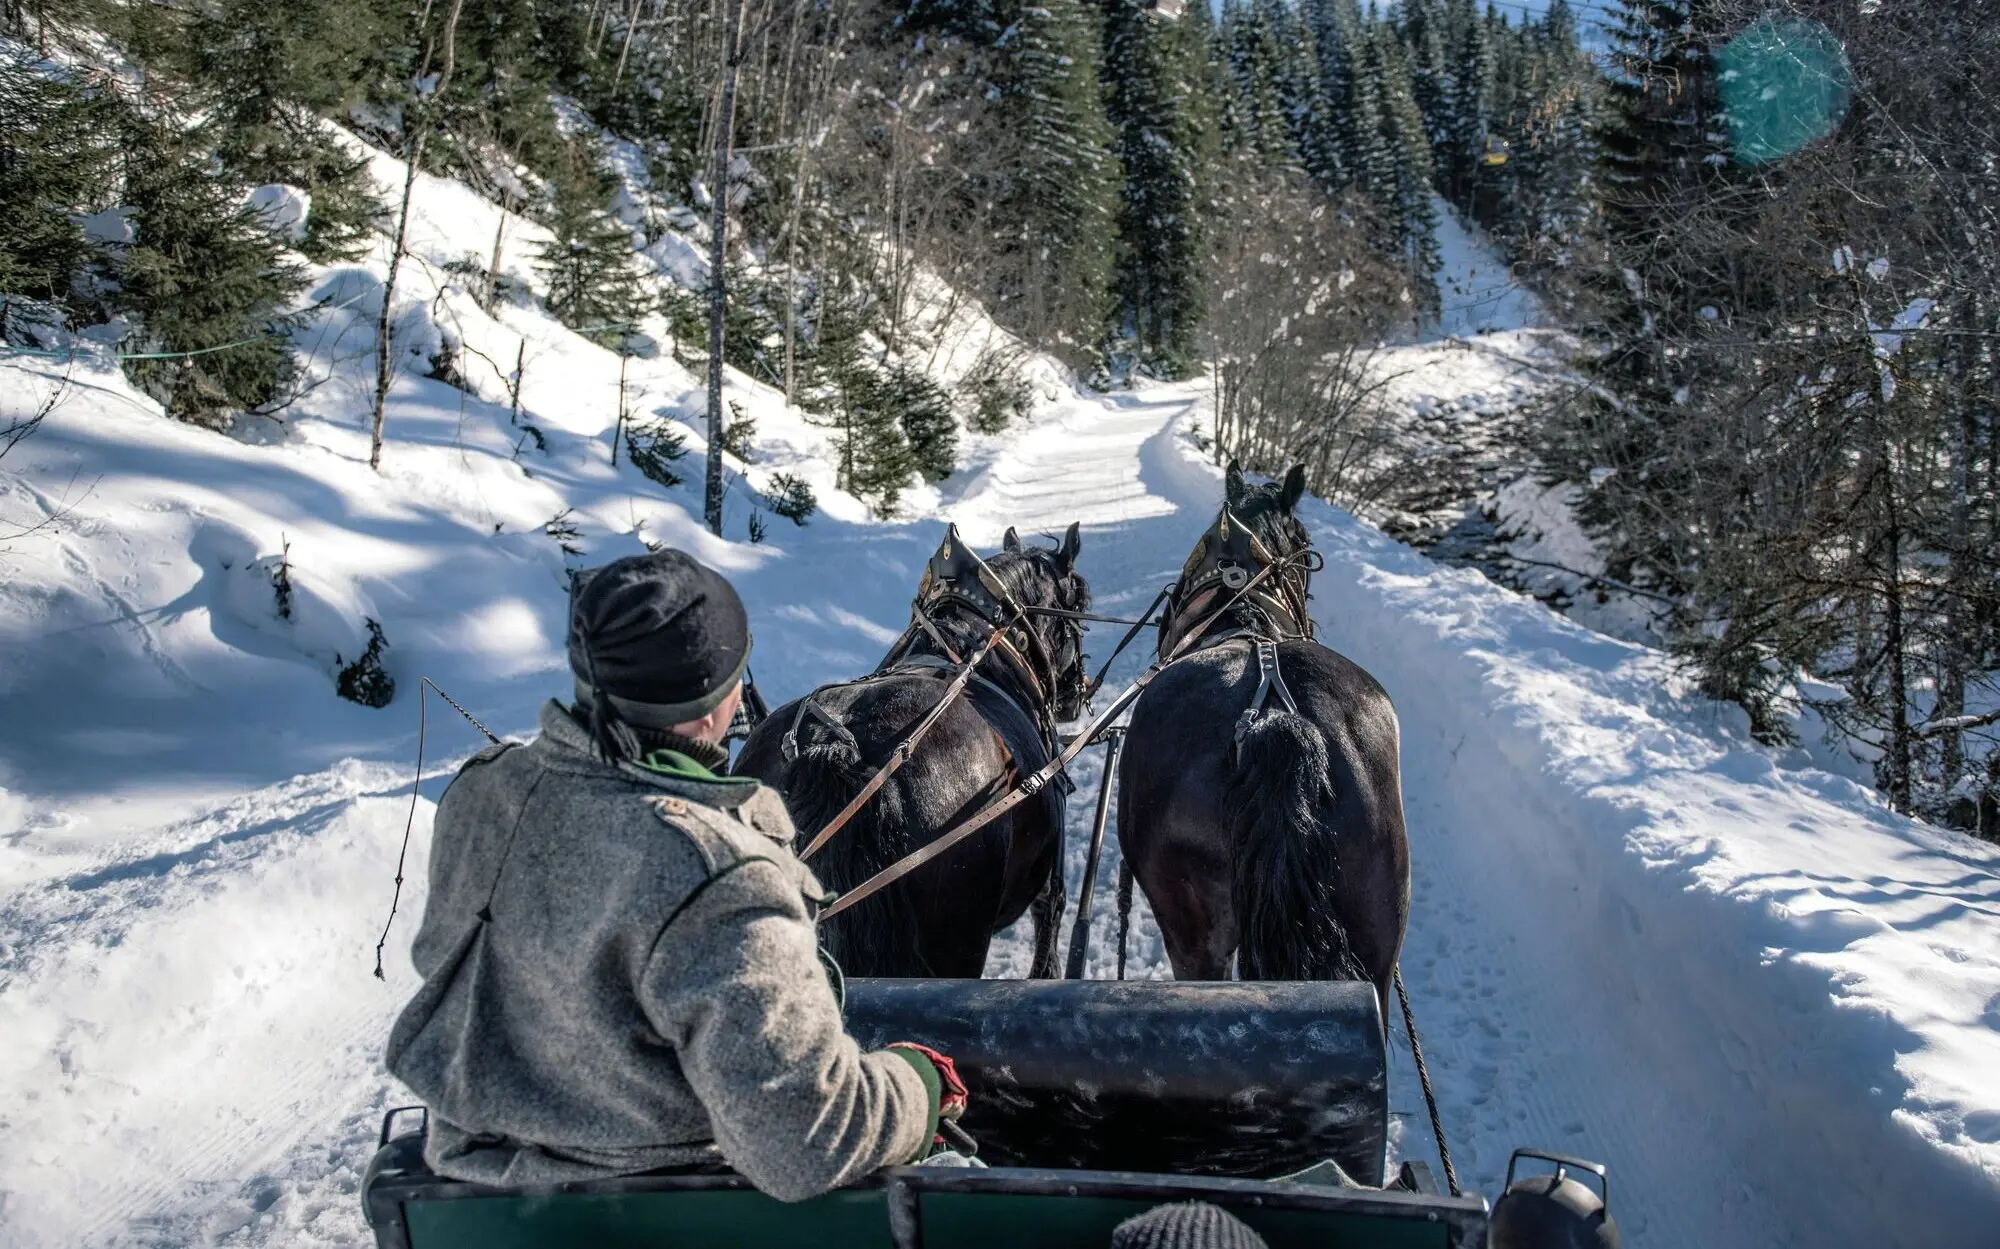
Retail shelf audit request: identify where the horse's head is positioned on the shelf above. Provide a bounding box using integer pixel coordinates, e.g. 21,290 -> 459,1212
989,522 -> 1091,722
1161,462 -> 1314,656
1222,461 -> 1311,565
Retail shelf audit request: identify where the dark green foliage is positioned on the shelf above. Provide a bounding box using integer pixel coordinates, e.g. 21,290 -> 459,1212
764,471 -> 818,526
112,108 -> 309,427
626,417 -> 689,489
533,138 -> 646,343
336,619 -> 396,708
0,61 -> 120,330
186,0 -> 391,261
717,404 -> 758,462
1100,0 -> 1212,376
962,347 -> 1035,434
886,365 -> 957,483
543,507 -> 585,558
271,538 -> 294,620
797,295 -> 917,515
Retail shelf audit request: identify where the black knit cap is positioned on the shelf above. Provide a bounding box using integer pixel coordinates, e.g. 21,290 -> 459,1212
568,550 -> 751,740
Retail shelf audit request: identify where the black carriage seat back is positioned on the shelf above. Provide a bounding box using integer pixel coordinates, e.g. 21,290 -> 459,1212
361,980 -> 1486,1249
840,978 -> 1387,1185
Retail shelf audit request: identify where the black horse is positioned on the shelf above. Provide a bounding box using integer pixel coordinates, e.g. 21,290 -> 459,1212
1116,464 -> 1408,1016
735,523 -> 1090,978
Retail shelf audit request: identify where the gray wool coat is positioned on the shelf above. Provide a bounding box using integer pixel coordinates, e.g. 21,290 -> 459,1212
385,700 -> 930,1201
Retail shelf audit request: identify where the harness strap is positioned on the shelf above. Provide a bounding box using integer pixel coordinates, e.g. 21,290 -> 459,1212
1233,637 -> 1301,744
794,615 -> 1013,862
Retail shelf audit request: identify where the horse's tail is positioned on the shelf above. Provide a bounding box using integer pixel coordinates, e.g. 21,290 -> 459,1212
783,713 -> 921,974
1228,710 -> 1361,980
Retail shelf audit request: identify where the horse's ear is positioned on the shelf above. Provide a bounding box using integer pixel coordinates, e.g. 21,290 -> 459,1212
1225,460 -> 1247,507
1280,464 -> 1308,513
1002,526 -> 1021,554
1056,521 -> 1081,576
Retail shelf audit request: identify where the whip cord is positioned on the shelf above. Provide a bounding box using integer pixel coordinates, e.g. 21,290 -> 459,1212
372,679 -> 501,979
1395,965 -> 1460,1197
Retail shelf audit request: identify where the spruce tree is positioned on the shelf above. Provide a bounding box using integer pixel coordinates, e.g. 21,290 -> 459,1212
1100,0 -> 1212,375
1400,0 -> 1450,152
1374,28 -> 1442,297
1442,0 -> 1494,210
984,0 -> 1122,359
532,138 -> 647,344
188,0 -> 390,261
111,107 -> 308,427
0,62 -> 120,333
1220,0 -> 1294,166
1297,0 -> 1353,189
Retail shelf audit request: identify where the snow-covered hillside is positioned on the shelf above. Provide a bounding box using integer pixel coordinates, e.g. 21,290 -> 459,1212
2,140 -> 1998,1249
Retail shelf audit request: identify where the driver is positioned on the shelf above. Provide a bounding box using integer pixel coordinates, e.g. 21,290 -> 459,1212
385,549 -> 963,1201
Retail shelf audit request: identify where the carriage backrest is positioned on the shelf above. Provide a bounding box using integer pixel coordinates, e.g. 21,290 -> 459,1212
365,1145 -> 1489,1249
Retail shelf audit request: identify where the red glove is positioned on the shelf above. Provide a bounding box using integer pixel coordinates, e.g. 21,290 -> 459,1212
887,1042 -> 968,1121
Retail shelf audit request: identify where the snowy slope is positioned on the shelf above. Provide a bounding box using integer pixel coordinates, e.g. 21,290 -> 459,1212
3,144 -> 1999,1249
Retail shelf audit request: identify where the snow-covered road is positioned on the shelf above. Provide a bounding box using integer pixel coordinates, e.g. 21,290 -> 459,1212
3,151 -> 1997,1247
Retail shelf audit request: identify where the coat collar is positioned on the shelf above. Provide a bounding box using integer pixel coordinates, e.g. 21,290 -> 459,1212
537,700 -> 758,811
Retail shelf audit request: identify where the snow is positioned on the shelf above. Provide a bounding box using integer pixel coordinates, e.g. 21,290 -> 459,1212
2,134 -> 1998,1249
243,185 -> 311,244
1427,195 -> 1543,338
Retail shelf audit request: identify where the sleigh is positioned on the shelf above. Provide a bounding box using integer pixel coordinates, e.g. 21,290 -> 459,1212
362,979 -> 1611,1249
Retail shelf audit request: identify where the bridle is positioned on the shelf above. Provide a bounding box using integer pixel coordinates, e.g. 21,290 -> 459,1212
1157,505 -> 1319,659
781,526 -> 1084,862
879,526 -> 1088,732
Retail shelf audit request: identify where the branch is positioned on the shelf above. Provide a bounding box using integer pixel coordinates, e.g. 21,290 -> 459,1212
1911,708 -> 2000,740
1493,554 -> 1684,607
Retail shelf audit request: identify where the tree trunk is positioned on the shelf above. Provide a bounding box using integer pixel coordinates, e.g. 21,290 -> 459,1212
612,0 -> 645,91
483,185 -> 512,313
1882,487 -> 1912,815
370,0 -> 464,473
613,350 -> 629,465
703,0 -> 743,536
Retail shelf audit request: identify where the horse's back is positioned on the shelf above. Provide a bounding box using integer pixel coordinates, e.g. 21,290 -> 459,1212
1119,638 -> 1409,987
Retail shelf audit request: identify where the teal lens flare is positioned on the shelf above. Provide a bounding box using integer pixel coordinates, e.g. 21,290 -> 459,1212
1717,16 -> 1855,166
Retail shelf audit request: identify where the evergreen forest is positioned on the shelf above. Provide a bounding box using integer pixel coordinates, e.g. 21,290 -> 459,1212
5,0 -> 2000,828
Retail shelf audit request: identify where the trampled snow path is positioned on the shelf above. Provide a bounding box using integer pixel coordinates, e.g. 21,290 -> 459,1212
3,138 -> 1997,1245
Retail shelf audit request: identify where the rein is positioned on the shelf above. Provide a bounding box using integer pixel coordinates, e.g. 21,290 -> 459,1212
819,548 -> 1314,923
790,611 -> 1016,861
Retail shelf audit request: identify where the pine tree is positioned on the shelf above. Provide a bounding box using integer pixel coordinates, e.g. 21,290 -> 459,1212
0,62 -> 120,333
111,105 -> 309,427
1328,0 -> 1387,196
1220,0 -> 1294,166
984,0 -> 1123,358
1373,27 -> 1442,297
1442,0 -> 1494,210
532,138 -> 647,344
1400,0 -> 1450,151
188,0 -> 390,261
1297,0 -> 1352,188
1100,0 -> 1212,375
